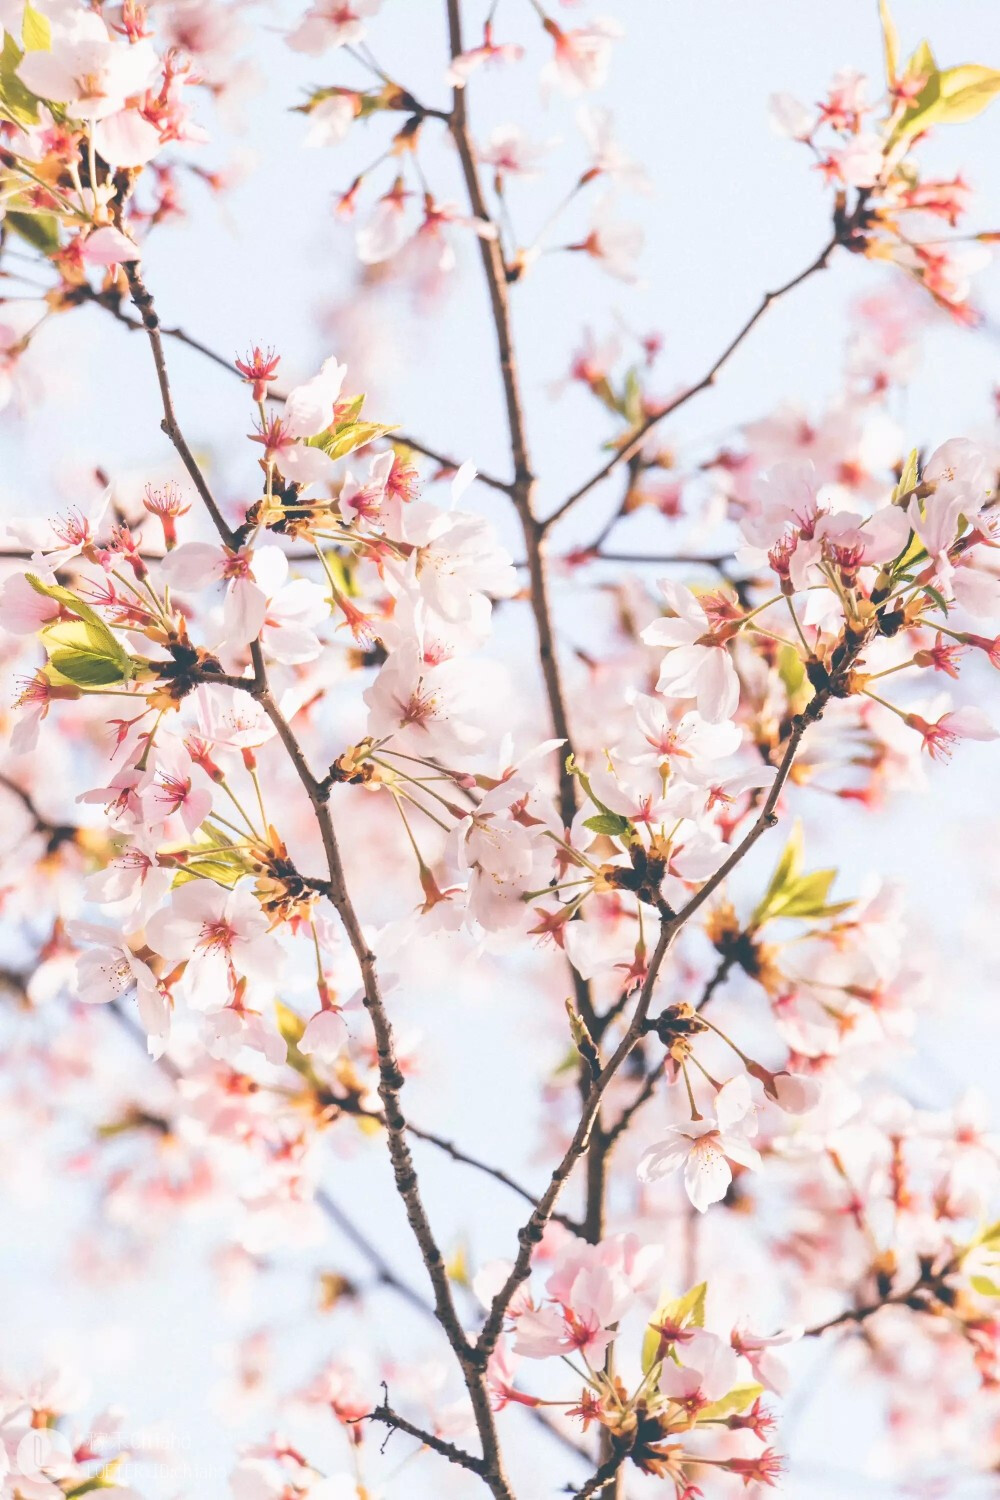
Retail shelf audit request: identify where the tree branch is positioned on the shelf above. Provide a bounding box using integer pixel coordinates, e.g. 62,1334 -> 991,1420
541,235 -> 840,534
571,1448 -> 630,1499
124,263 -> 514,1500
82,283 -> 511,494
368,1386 -> 485,1474
444,0 -> 579,839
604,950 -> 736,1148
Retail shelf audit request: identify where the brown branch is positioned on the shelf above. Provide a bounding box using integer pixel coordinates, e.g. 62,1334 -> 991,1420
476,676 -> 838,1359
444,0 -> 578,840
123,265 -> 239,550
541,235 -> 840,534
98,998 -> 589,1469
81,284 -> 512,495
368,1387 -> 485,1474
803,1264 -> 948,1338
475,917 -> 676,1358
123,265 -> 514,1500
571,1448 -> 630,1499
604,951 -> 736,1148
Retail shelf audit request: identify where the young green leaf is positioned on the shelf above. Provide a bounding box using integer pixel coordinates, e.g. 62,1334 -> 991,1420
22,3 -> 51,51
699,1382 -> 765,1422
641,1281 -> 708,1374
878,0 -> 900,87
583,811 -> 632,839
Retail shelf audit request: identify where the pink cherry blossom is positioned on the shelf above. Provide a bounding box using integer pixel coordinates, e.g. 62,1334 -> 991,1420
637,1075 -> 763,1212
642,580 -> 741,722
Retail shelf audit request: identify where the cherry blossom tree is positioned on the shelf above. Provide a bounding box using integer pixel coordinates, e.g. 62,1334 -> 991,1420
1,2 -> 1000,1497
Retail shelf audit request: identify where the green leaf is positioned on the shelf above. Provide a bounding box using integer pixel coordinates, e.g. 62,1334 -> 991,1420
751,822 -> 802,925
774,869 -> 841,920
642,1282 -> 707,1374
171,823 -> 253,890
878,0 -> 900,87
751,822 -> 851,926
971,1275 -> 1000,1298
27,573 -> 110,635
777,643 -> 809,710
567,756 -> 620,823
316,546 -> 357,598
48,648 -> 128,688
891,53 -> 1000,143
699,1383 -> 764,1422
906,39 -> 937,82
40,615 -> 134,689
42,616 -> 132,678
963,1220 -> 1000,1256
5,209 -> 59,253
922,583 -> 950,616
583,812 -> 632,839
621,367 -> 643,427
275,999 -> 306,1049
932,64 -> 1000,124
334,391 -> 366,424
0,30 -> 40,124
311,419 -> 398,462
892,448 -> 919,504
22,3 -> 50,51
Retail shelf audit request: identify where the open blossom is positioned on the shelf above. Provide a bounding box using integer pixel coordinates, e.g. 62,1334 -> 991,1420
6,486 -> 112,567
387,496 -> 517,622
658,1327 -> 742,1407
161,541 -> 276,648
574,198 -> 644,281
363,641 -> 486,760
149,739 -> 214,835
356,180 -> 411,264
17,9 -> 159,120
905,705 -> 999,761
540,18 -> 623,96
637,1076 -> 762,1212
513,1234 -> 662,1362
287,0 -> 380,56
446,24 -> 524,87
69,920 -> 158,1006
731,1323 -> 802,1395
218,548 -> 329,669
616,695 -> 742,769
253,358 -> 347,486
83,830 -> 173,930
906,438 -> 992,584
145,881 -> 282,1007
478,124 -> 553,179
577,105 -> 651,192
302,91 -> 359,147
641,580 -> 741,722
831,133 -> 886,188
299,1007 -> 349,1063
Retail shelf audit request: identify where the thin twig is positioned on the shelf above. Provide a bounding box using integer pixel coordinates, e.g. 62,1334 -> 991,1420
604,951 -> 735,1147
368,1387 -> 485,1474
476,672 -> 844,1359
571,1448 -> 630,1499
541,235 -> 840,533
81,284 -> 511,494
